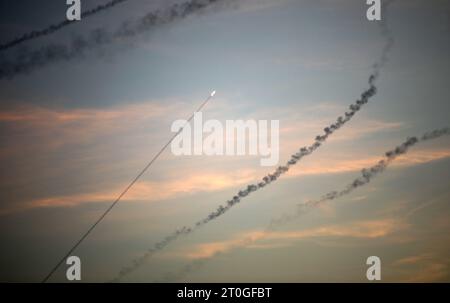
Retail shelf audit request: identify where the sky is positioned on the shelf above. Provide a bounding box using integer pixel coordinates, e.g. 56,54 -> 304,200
0,0 -> 449,282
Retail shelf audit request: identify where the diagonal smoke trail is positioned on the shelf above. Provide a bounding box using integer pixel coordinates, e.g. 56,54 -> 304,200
269,127 -> 450,227
112,0 -> 396,281
113,75 -> 378,281
0,0 -> 233,80
0,0 -> 131,52
190,0 -> 396,231
160,127 -> 450,282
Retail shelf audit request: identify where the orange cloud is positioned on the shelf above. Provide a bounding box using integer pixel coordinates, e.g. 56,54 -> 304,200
0,101 -> 183,153
286,149 -> 450,177
392,253 -> 449,282
1,101 -> 449,215
394,253 -> 434,266
20,170 -> 256,211
402,262 -> 449,282
282,119 -> 403,139
2,147 -> 449,215
181,219 -> 405,259
0,102 -> 174,124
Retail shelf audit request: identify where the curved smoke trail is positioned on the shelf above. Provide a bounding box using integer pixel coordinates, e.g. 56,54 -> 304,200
0,0 -> 231,80
159,127 -> 450,282
112,0 -> 396,281
0,0 -> 131,52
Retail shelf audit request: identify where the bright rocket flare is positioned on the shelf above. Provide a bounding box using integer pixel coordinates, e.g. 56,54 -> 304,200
210,90 -> 216,97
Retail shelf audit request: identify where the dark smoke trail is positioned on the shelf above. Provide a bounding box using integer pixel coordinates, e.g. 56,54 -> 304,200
0,0 -> 231,80
269,127 -> 450,227
112,81 -> 379,282
0,0 -> 131,52
189,0 -> 397,231
161,127 -> 450,282
112,0 -> 396,281
112,74 -> 378,281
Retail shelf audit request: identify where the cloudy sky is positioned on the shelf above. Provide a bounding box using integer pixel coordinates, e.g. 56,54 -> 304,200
0,0 -> 449,282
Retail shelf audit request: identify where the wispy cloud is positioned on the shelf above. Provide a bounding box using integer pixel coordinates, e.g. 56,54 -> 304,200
2,148 -> 448,215
10,170 -> 255,213
403,262 -> 449,282
286,149 -> 450,177
0,101 -> 179,142
1,100 -> 449,216
394,253 -> 435,266
178,218 -> 405,260
393,253 -> 450,282
280,118 -> 404,140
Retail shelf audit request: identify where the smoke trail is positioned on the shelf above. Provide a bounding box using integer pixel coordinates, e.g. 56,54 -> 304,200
0,0 -> 231,80
0,0 -> 131,52
112,79 -> 379,282
112,75 -> 378,281
112,0 -> 395,281
161,127 -> 450,282
190,0 -> 397,230
270,127 -> 450,227
373,0 -> 395,72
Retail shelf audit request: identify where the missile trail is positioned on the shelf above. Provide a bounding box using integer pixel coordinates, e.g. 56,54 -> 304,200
112,76 -> 378,281
269,128 -> 450,227
0,0 -> 131,52
112,0 -> 396,281
160,127 -> 450,282
0,0 -> 231,80
41,90 -> 216,283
